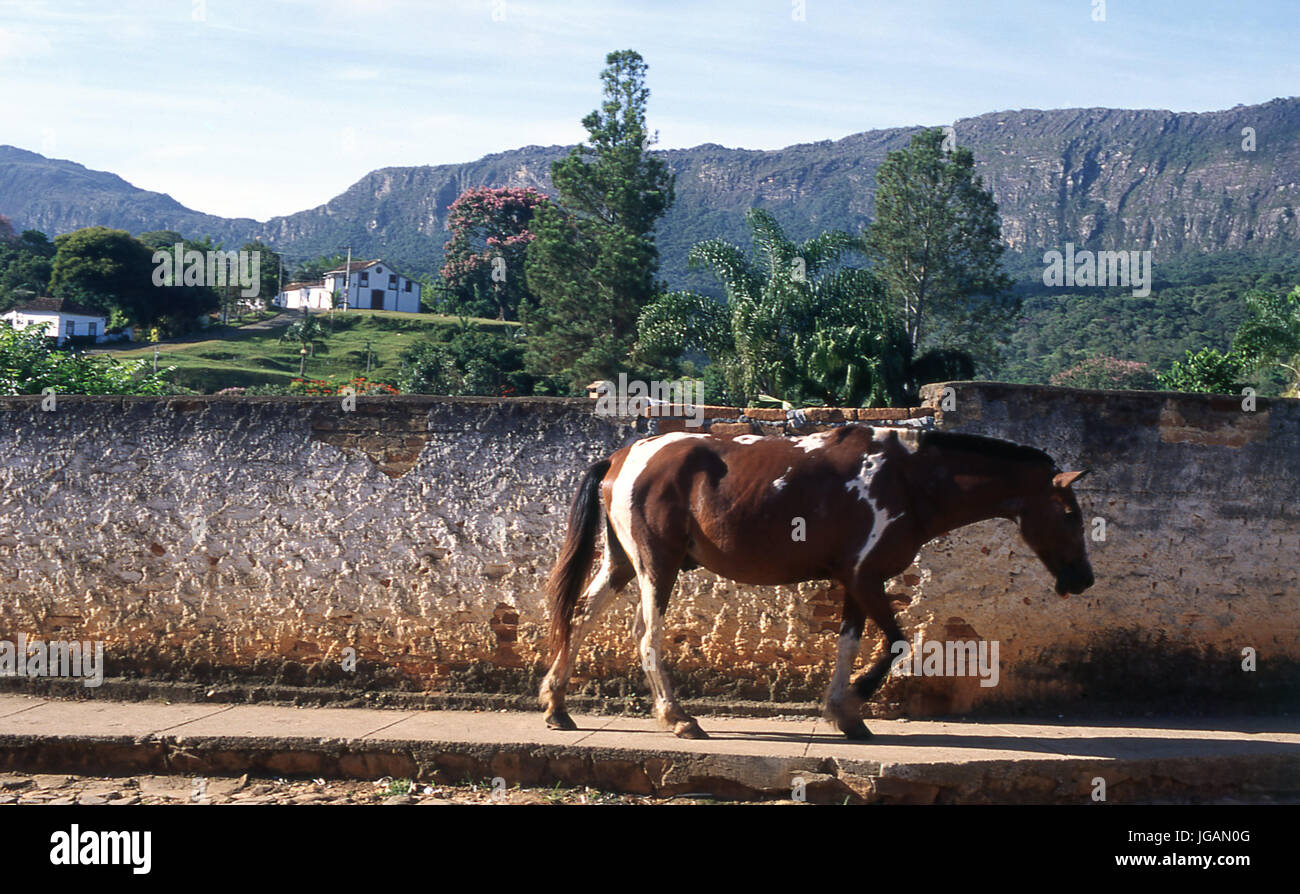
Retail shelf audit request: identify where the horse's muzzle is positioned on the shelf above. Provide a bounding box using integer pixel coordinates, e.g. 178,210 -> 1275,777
1055,567 -> 1095,597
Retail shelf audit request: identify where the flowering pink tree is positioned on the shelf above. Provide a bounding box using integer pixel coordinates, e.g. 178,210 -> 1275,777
440,186 -> 551,320
1051,356 -> 1160,391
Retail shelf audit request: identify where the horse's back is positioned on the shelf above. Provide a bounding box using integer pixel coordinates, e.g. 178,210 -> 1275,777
605,426 -> 893,585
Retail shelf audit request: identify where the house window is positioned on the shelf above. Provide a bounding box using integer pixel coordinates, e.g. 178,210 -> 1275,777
89,322 -> 98,337
65,320 -> 74,337
389,274 -> 397,287
404,281 -> 412,292
360,272 -> 369,285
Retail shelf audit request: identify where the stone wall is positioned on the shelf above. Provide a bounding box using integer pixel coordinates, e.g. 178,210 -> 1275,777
902,382 -> 1299,714
0,385 -> 1295,716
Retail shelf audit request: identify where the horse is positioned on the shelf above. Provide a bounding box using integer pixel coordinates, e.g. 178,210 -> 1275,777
539,424 -> 1094,740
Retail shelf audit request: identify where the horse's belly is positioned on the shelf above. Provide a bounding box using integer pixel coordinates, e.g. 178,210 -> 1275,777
691,555 -> 822,586
680,471 -> 865,585
687,518 -> 841,586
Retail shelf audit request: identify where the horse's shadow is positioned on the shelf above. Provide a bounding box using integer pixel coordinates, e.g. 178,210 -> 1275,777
581,719 -> 1300,761
816,731 -> 1300,760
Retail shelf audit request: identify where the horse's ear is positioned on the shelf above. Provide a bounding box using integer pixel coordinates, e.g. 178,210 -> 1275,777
1052,469 -> 1089,489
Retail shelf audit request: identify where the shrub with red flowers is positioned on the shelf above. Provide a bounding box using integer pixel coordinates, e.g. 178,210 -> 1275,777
440,186 -> 551,320
289,376 -> 399,396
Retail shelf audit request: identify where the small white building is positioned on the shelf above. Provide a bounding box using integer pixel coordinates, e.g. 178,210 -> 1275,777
1,296 -> 116,345
274,281 -> 335,311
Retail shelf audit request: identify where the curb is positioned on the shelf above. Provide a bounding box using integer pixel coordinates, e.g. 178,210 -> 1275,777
3,731 -> 1298,804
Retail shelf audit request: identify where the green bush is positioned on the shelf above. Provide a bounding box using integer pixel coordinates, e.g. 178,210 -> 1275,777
1158,348 -> 1250,394
0,320 -> 174,394
398,325 -> 533,396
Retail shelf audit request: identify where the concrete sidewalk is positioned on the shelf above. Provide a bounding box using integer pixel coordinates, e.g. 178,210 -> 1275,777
1,694 -> 1297,803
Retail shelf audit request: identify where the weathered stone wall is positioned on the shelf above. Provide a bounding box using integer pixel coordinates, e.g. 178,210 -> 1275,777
898,382 -> 1299,714
0,386 -> 1295,716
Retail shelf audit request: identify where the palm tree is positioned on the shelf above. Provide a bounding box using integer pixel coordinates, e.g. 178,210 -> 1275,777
280,314 -> 327,376
636,209 -> 908,407
1233,286 -> 1300,397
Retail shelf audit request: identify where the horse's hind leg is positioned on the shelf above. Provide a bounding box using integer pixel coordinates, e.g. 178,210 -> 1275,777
634,563 -> 706,739
539,535 -> 634,730
823,588 -> 871,739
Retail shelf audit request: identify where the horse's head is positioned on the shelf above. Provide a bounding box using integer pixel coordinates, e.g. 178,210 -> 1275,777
1017,468 -> 1094,597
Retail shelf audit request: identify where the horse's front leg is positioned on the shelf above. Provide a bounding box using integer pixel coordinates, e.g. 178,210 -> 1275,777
823,585 -> 871,739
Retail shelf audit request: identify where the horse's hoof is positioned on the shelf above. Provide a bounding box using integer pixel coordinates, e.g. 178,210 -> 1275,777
545,711 -> 578,731
673,719 -> 709,739
839,719 -> 873,740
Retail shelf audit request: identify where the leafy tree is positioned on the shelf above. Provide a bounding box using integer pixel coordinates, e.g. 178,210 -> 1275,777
1158,347 -> 1249,394
136,230 -> 186,250
17,230 -> 55,257
397,323 -> 532,396
636,209 -> 907,407
237,240 -> 282,311
1232,286 -> 1300,396
292,253 -> 348,283
139,232 -> 241,327
0,229 -> 55,309
414,273 -> 449,314
51,227 -> 154,318
523,49 -> 675,392
148,233 -> 279,315
863,128 -> 1015,379
441,187 -> 550,320
0,320 -> 174,394
50,227 -> 214,332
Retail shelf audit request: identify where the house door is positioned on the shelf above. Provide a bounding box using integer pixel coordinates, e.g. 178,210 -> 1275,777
371,290 -> 384,309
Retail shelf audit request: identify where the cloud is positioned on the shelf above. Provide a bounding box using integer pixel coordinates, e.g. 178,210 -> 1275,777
0,26 -> 52,60
335,65 -> 382,81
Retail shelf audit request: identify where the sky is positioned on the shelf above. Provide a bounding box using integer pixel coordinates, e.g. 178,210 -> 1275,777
1,0 -> 1296,221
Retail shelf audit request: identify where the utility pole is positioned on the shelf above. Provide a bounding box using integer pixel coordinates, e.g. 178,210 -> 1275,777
343,246 -> 351,312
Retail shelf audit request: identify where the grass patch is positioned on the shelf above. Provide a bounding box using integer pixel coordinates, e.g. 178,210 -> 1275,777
383,778 -> 414,797
107,309 -> 518,393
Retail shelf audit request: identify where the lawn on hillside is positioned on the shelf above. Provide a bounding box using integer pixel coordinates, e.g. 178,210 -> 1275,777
102,309 -> 519,393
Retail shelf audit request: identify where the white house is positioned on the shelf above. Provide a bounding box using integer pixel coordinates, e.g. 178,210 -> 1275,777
274,281 -> 335,311
0,296 -> 119,345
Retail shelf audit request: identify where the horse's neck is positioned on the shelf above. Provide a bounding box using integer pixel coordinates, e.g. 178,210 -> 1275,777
907,452 -> 1026,541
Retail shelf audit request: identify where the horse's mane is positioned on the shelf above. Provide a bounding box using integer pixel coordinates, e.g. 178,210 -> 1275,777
917,431 -> 1055,467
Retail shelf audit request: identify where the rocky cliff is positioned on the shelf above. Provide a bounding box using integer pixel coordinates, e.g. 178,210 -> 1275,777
3,97 -> 1297,287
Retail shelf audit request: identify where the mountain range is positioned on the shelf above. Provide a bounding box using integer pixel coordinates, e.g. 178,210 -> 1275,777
3,96 -> 1299,291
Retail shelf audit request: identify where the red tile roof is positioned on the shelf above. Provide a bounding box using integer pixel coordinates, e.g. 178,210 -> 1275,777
6,296 -> 103,317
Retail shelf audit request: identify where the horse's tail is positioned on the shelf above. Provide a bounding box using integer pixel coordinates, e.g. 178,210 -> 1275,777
547,458 -> 611,661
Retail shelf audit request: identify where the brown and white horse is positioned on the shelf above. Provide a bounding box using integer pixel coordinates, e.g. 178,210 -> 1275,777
540,424 -> 1094,739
